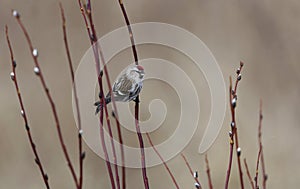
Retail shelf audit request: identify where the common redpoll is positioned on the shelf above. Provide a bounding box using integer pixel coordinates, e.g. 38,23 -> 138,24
94,64 -> 145,114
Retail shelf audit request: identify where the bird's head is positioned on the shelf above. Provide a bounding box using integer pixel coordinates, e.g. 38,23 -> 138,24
128,65 -> 145,80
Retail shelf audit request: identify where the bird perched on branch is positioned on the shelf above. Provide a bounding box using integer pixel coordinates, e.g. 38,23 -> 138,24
94,64 -> 145,114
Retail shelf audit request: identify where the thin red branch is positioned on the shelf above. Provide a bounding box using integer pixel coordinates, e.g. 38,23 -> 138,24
224,77 -> 234,189
99,32 -> 126,189
13,10 -> 79,188
255,146 -> 262,189
87,1 -> 123,188
146,133 -> 179,189
112,109 -> 126,189
234,126 -> 244,189
258,100 -> 267,189
59,3 -> 84,189
134,99 -> 149,188
180,153 -> 202,189
78,1 -> 128,188
76,1 -> 117,188
102,97 -> 120,189
102,62 -> 126,189
244,158 -> 255,189
205,154 -> 213,189
233,62 -> 245,189
6,25 -> 50,189
225,62 -> 245,189
117,1 -> 149,188
118,0 -> 138,65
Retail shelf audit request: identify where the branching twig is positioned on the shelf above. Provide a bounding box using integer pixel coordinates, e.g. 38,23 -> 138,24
244,158 -> 255,189
146,133 -> 179,189
205,154 -> 213,189
12,10 -> 79,188
77,1 -> 118,188
225,62 -> 245,189
180,153 -> 202,189
59,3 -> 84,189
258,100 -> 267,189
117,1 -> 149,188
254,146 -> 262,189
5,25 -> 50,189
85,1 -> 127,186
117,0 -> 138,65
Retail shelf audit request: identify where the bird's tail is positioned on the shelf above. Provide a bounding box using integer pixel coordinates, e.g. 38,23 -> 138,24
94,97 -> 111,115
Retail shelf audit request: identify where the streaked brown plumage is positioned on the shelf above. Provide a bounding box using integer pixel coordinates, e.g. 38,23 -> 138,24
94,65 -> 145,114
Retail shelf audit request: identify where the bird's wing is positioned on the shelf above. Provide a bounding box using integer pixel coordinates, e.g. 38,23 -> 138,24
128,82 -> 142,101
113,74 -> 134,96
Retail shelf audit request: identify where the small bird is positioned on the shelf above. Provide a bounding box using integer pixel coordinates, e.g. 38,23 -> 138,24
94,64 -> 145,114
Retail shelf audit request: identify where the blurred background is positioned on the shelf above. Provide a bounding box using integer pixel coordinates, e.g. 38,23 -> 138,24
1,0 -> 300,188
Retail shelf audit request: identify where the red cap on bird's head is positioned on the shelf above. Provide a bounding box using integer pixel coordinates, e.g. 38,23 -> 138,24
136,65 -> 144,71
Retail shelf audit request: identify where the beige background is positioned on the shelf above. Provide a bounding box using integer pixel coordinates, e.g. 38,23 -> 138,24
1,0 -> 300,188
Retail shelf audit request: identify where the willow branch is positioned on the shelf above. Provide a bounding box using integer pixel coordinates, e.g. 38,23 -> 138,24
224,77 -> 235,189
254,146 -> 262,189
117,1 -> 149,188
205,154 -> 213,189
59,3 -> 84,189
117,0 -> 138,65
6,25 -> 50,189
244,158 -> 255,189
225,62 -> 245,189
146,133 -> 179,189
77,1 -> 117,188
180,153 -> 202,189
258,100 -> 267,189
12,10 -> 79,188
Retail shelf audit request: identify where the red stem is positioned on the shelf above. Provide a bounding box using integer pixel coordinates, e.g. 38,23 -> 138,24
233,62 -> 244,189
146,133 -> 179,189
5,25 -> 50,189
87,1 -> 122,188
258,100 -> 267,189
77,1 -> 120,188
103,65 -> 126,189
118,0 -> 138,65
117,1 -> 149,188
224,62 -> 245,189
59,4 -> 84,189
255,146 -> 262,189
14,12 -> 79,188
135,99 -> 149,189
180,153 -> 202,189
234,129 -> 244,189
224,78 -> 234,189
244,158 -> 255,189
205,154 -> 213,189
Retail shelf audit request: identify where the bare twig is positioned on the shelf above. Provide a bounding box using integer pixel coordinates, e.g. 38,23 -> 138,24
224,76 -> 235,189
117,1 -> 149,188
12,10 -> 79,188
205,154 -> 213,189
180,153 -> 202,189
244,158 -> 255,189
6,25 -> 50,189
117,0 -> 138,65
87,1 -> 126,188
254,146 -> 262,189
146,133 -> 179,189
232,62 -> 245,189
225,62 -> 245,189
59,3 -> 84,189
258,100 -> 267,189
77,1 -> 118,188
86,1 -> 127,185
